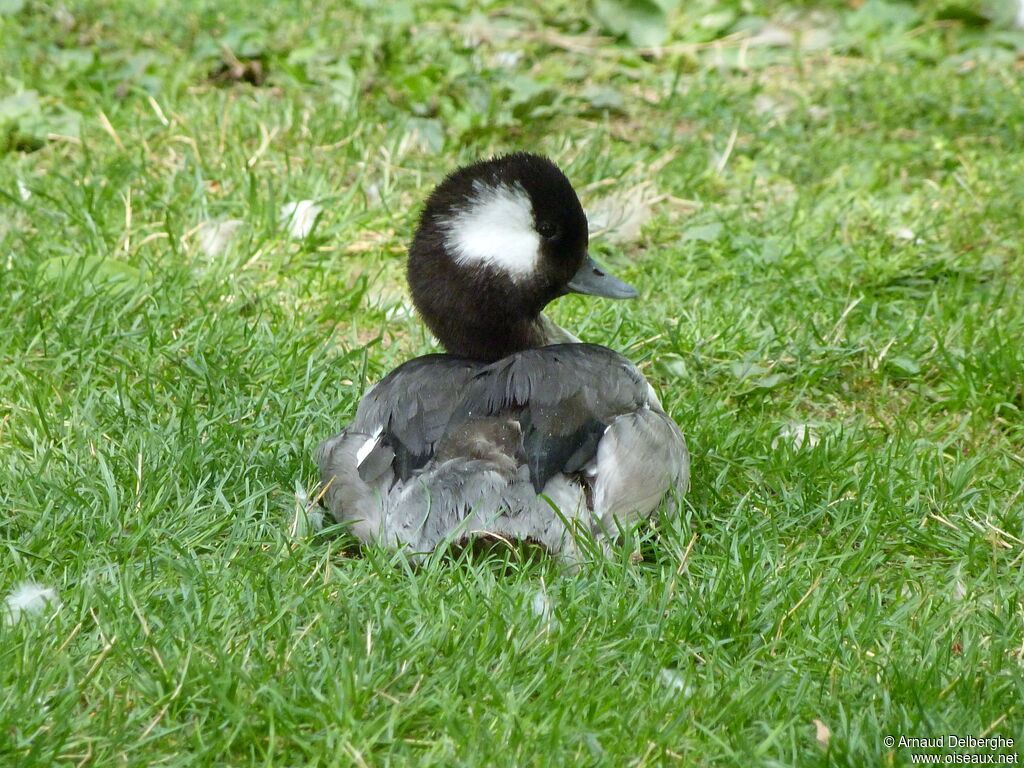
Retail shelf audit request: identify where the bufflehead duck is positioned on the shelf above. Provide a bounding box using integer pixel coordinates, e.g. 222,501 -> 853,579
317,153 -> 688,562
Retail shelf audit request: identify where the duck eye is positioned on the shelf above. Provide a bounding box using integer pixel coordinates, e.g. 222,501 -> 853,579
537,221 -> 557,239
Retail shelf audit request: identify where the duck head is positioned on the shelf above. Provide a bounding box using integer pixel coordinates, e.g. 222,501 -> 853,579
407,152 -> 637,362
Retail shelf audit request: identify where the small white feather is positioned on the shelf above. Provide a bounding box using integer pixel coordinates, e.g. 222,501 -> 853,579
529,583 -> 559,630
4,582 -> 59,624
280,200 -> 323,239
444,181 -> 540,278
657,668 -> 694,696
772,423 -> 821,450
195,219 -> 244,257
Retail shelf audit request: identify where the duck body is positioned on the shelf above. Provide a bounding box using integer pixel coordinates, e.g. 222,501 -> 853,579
317,153 -> 688,562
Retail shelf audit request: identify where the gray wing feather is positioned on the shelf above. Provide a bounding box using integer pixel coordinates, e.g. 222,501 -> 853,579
589,407 -> 690,533
316,430 -> 387,543
388,461 -> 589,561
349,355 -> 487,478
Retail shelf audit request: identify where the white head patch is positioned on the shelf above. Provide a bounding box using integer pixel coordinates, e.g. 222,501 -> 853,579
443,181 -> 540,279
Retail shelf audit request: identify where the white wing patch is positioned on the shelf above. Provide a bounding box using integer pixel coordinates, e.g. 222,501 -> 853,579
443,181 -> 540,279
355,426 -> 383,467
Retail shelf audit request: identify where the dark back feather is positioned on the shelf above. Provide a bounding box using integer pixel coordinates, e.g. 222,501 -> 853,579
448,344 -> 648,491
351,344 -> 649,492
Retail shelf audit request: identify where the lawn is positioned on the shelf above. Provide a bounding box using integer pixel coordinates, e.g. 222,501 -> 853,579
2,0 -> 1023,765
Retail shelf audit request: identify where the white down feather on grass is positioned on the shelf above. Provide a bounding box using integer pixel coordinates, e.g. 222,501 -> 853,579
3,582 -> 59,624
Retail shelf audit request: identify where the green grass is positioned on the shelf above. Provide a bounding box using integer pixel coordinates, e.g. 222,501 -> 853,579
2,0 -> 1023,765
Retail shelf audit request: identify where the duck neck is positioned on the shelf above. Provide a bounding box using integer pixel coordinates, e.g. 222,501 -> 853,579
426,312 -> 547,362
422,312 -> 580,362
